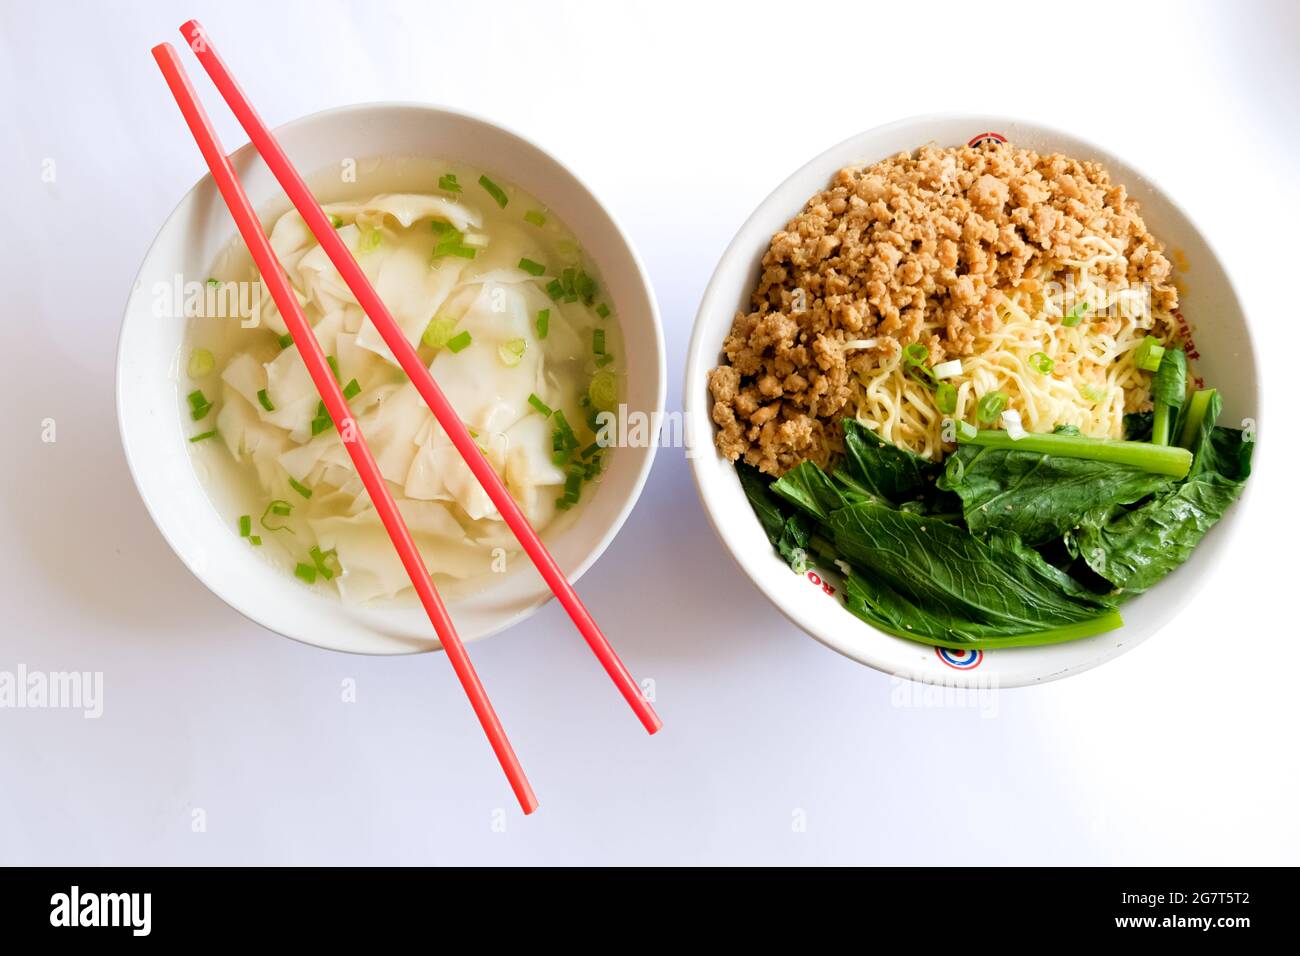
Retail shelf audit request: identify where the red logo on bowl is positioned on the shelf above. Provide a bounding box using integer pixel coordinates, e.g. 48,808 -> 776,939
967,132 -> 1007,147
805,568 -> 835,598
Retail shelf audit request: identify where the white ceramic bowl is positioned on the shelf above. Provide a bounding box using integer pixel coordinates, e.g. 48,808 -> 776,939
118,102 -> 665,655
685,113 -> 1259,687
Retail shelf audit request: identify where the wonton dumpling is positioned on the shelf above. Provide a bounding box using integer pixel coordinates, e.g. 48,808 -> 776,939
324,193 -> 481,233
353,249 -> 467,365
427,282 -> 538,432
261,311 -> 347,442
310,499 -> 492,603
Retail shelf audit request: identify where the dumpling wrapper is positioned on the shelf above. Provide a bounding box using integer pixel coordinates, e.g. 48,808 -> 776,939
324,193 -> 482,233
260,311 -> 347,443
310,499 -> 493,603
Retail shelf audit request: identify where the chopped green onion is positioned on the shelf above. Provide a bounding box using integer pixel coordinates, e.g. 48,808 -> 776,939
932,358 -> 963,379
588,369 -> 617,411
518,257 -> 546,276
238,515 -> 252,537
342,378 -> 361,400
439,173 -> 461,193
592,328 -> 606,355
595,353 -> 615,368
360,228 -> 383,252
206,278 -> 220,287
551,448 -> 570,467
309,545 -> 341,581
277,332 -> 294,349
294,562 -> 317,584
433,225 -> 472,258
326,355 -> 340,381
575,272 -> 597,304
528,393 -> 553,417
1062,301 -> 1089,327
595,303 -> 610,319
935,381 -> 957,414
329,214 -> 343,228
187,389 -> 213,421
524,210 -> 546,227
498,338 -> 527,367
976,391 -> 1007,424
553,410 -> 579,450
422,315 -> 458,349
1135,335 -> 1167,372
188,348 -> 215,378
248,535 -> 262,546
536,309 -> 550,339
903,342 -> 929,366
260,499 -> 292,532
446,330 -> 472,353
1081,384 -> 1109,402
256,388 -> 275,412
478,174 -> 509,208
563,469 -> 583,500
561,268 -> 577,300
952,419 -> 979,442
288,476 -> 313,499
311,416 -> 330,436
580,442 -> 601,459
1029,351 -> 1054,374
545,278 -> 564,300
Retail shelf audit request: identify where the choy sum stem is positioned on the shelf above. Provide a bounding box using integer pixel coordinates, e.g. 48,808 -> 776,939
1177,388 -> 1218,450
956,428 -> 1192,478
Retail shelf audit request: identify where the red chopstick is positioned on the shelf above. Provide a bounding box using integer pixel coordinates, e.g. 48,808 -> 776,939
179,19 -> 662,736
152,42 -> 539,815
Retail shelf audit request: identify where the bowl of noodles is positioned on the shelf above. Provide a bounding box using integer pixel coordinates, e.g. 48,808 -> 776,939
684,113 -> 1258,686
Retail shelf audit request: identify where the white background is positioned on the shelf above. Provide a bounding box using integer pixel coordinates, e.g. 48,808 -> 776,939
1,0 -> 1297,865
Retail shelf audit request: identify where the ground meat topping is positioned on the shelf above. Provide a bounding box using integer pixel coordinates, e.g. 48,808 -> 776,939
709,141 -> 1179,475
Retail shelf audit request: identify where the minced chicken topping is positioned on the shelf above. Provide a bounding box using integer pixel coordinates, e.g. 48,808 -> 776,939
708,141 -> 1180,475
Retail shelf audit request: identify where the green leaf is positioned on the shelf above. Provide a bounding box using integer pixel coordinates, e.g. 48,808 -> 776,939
1069,473 -> 1245,595
938,444 -> 1172,546
1123,411 -> 1153,442
737,464 -> 792,548
1069,388 -> 1253,595
841,569 -> 1122,649
840,419 -> 940,504
828,502 -> 1111,632
771,460 -> 861,521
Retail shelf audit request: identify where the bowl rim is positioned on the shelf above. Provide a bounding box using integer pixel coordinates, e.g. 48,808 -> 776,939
683,110 -> 1261,687
117,99 -> 667,656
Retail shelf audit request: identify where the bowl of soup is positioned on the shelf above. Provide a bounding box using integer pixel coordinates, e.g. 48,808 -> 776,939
118,102 -> 665,654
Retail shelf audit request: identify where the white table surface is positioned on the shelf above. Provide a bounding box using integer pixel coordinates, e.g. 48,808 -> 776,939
1,0 -> 1297,865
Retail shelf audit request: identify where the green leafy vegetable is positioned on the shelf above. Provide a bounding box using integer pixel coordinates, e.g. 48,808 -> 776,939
1070,474 -> 1246,596
938,444 -> 1173,546
829,502 -> 1118,638
1150,346 -> 1187,445
840,419 -> 940,504
1068,393 -> 1253,595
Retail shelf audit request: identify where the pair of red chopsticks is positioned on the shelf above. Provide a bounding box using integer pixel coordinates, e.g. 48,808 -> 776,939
152,19 -> 660,814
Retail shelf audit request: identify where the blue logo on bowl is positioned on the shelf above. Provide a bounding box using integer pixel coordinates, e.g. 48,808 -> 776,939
936,647 -> 983,670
